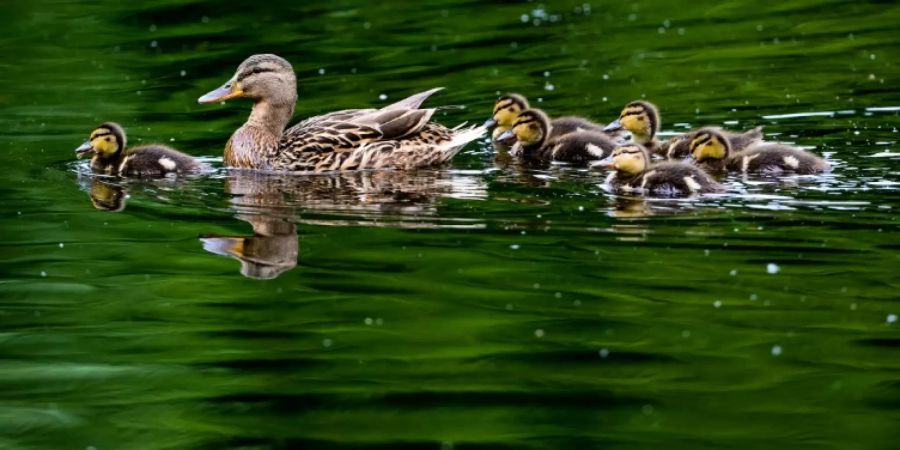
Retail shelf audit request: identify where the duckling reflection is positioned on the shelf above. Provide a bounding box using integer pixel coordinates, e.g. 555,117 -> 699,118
88,179 -> 127,212
201,169 -> 488,279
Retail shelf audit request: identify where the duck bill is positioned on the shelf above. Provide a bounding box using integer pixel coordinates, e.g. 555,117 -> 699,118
198,80 -> 243,104
494,129 -> 517,146
603,119 -> 623,133
592,156 -> 616,170
483,118 -> 497,128
75,141 -> 95,158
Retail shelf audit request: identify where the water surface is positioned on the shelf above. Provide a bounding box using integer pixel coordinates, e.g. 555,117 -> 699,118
1,0 -> 899,449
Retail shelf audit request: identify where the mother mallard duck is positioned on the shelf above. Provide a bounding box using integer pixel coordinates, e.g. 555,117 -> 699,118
198,54 -> 484,172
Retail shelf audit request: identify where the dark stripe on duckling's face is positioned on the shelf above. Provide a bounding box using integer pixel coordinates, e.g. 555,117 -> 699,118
690,129 -> 730,162
492,94 -> 529,127
511,110 -> 550,147
610,145 -> 649,174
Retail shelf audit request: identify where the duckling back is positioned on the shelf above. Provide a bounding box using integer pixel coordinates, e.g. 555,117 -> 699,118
120,144 -> 202,177
726,143 -> 829,174
550,131 -> 618,164
638,161 -> 724,197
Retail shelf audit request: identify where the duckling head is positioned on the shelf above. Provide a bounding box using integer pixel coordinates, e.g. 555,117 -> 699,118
75,122 -> 126,160
603,144 -> 649,175
495,108 -> 550,147
689,128 -> 731,163
485,93 -> 530,132
604,101 -> 660,144
198,54 -> 297,105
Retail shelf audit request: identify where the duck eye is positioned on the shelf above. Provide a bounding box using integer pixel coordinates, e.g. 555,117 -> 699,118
105,137 -> 111,142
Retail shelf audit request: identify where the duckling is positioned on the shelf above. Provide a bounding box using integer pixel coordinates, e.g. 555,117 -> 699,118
603,100 -> 764,157
665,126 -> 764,160
597,144 -> 723,197
689,128 -> 830,174
75,122 -> 200,177
198,54 -> 484,172
496,108 -> 618,164
485,93 -> 619,145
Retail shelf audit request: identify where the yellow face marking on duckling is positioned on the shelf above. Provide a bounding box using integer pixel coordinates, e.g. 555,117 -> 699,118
690,132 -> 728,161
610,145 -> 648,175
89,128 -> 121,157
511,116 -> 545,146
492,97 -> 527,128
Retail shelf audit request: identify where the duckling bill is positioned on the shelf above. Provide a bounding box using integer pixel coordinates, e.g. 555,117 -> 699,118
76,122 -> 200,177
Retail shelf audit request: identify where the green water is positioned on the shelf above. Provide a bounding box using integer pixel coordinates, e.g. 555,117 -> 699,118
2,0 -> 899,448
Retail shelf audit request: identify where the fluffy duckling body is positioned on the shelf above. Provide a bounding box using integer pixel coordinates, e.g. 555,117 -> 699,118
604,101 -> 764,158
496,109 -> 618,164
689,128 -> 830,174
599,144 -> 723,197
486,93 -> 619,146
198,54 -> 483,172
75,123 -> 200,177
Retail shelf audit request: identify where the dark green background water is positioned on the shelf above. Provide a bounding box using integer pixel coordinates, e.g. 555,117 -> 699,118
1,0 -> 899,449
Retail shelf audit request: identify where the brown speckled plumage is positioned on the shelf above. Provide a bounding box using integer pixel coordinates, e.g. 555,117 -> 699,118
202,54 -> 484,173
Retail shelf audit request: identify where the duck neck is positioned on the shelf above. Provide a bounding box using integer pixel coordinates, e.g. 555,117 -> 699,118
246,97 -> 296,138
91,151 -> 124,174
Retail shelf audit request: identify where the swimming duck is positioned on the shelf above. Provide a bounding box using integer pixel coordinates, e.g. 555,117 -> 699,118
597,144 -> 724,197
198,54 -> 483,172
75,122 -> 201,177
689,128 -> 830,174
496,108 -> 618,164
603,100 -> 764,158
665,126 -> 763,160
485,93 -> 618,145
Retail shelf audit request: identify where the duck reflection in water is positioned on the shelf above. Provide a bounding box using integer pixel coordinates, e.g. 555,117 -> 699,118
87,179 -> 128,212
201,169 -> 487,280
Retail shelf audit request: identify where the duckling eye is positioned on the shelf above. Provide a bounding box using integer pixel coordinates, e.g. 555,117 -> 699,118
105,137 -> 112,142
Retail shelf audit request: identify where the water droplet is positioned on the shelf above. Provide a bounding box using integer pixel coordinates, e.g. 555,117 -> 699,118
729,269 -> 738,276
642,404 -> 654,415
149,24 -> 157,32
554,292 -> 562,299
599,348 -> 609,358
364,317 -> 373,325
510,244 -> 520,250
505,303 -> 514,311
40,271 -> 47,277
681,330 -> 691,338
180,70 -> 186,77
534,329 -> 545,338
771,345 -> 783,356
520,14 -> 529,23
58,243 -> 64,248
378,93 -> 388,101
544,82 -> 555,91
887,314 -> 897,324
322,338 -> 333,348
150,40 -> 158,48
767,263 -> 780,274
318,68 -> 325,75
713,300 -> 722,308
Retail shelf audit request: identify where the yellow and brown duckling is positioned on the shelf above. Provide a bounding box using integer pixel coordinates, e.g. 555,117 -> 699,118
690,128 -> 830,174
198,54 -> 483,172
485,93 -> 620,146
604,100 -> 763,158
665,126 -> 763,160
75,122 -> 201,177
496,108 -> 619,165
597,144 -> 723,197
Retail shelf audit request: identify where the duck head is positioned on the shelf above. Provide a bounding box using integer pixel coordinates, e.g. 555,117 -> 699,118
689,128 -> 731,163
198,54 -> 297,106
75,122 -> 126,160
495,108 -> 551,148
597,144 -> 650,175
485,93 -> 530,137
604,100 -> 660,145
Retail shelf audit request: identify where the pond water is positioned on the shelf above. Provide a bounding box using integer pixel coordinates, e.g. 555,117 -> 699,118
1,0 -> 899,448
